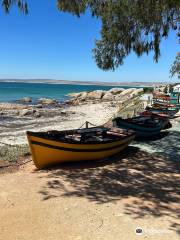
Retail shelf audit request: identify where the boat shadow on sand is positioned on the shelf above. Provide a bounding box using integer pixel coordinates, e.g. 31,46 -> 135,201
36,136 -> 180,235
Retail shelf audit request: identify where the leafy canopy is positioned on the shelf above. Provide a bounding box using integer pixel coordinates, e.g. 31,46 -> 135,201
170,52 -> 180,78
1,0 -> 28,14
1,0 -> 180,71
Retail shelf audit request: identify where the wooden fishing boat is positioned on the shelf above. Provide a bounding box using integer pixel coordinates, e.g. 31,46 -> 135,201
146,106 -> 178,118
27,126 -> 135,169
140,111 -> 172,130
113,116 -> 163,138
153,102 -> 176,108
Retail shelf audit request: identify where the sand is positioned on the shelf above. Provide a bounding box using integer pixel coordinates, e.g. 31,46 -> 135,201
0,102 -> 118,146
0,104 -> 180,240
0,147 -> 179,240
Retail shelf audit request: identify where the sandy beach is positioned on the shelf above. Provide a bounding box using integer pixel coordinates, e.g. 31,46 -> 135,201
0,100 -> 180,240
0,102 -> 118,146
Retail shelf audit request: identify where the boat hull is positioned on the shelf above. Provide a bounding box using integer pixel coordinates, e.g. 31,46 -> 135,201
27,132 -> 134,169
113,118 -> 161,138
146,107 -> 178,118
140,111 -> 171,130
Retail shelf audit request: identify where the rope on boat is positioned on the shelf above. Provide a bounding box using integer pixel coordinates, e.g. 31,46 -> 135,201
78,121 -> 98,129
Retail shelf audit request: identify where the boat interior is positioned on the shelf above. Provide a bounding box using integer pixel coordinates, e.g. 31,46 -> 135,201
115,117 -> 161,128
27,127 -> 134,144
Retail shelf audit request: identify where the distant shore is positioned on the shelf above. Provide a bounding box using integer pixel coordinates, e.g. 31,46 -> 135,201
0,79 -> 170,87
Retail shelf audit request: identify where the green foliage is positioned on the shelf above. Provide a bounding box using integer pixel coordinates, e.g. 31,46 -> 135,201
1,0 -> 28,14
143,87 -> 154,93
163,84 -> 175,93
2,1 -> 180,71
57,0 -> 180,70
170,52 -> 180,78
0,144 -> 29,162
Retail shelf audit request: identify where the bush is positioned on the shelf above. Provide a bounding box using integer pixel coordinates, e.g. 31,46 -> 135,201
143,87 -> 154,93
0,144 -> 29,162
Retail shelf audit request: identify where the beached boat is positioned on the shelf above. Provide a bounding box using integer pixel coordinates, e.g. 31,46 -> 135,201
27,126 -> 135,169
146,106 -> 178,118
113,116 -> 164,138
140,111 -> 172,130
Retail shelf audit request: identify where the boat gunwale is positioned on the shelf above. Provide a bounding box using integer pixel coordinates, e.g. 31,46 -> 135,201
114,117 -> 162,132
26,129 -> 135,145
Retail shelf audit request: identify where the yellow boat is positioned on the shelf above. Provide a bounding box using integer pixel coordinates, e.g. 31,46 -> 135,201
26,126 -> 135,169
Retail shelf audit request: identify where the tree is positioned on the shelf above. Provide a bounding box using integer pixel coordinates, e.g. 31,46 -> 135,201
58,0 -> 180,70
170,52 -> 180,78
1,1 -> 180,71
1,0 -> 28,13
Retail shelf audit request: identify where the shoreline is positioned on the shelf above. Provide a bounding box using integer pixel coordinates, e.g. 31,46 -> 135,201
0,101 -> 119,146
0,79 -> 169,87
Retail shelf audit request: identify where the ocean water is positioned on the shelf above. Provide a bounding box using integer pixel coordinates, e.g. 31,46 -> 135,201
0,82 -> 139,103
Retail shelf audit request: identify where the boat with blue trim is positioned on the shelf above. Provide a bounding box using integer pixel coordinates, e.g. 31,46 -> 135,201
113,116 -> 166,138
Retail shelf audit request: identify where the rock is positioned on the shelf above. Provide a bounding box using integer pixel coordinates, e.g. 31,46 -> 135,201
130,88 -> 144,97
114,88 -> 135,101
38,98 -> 57,105
60,110 -> 67,115
102,92 -> 115,101
108,88 -> 124,95
87,90 -> 104,100
36,104 -> 43,108
64,99 -> 74,105
79,92 -> 88,101
120,88 -> 136,96
18,97 -> 32,103
67,92 -> 82,99
34,111 -> 41,118
0,103 -> 28,110
19,109 -> 35,116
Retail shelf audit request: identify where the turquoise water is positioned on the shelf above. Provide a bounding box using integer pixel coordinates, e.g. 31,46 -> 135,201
0,82 -> 139,103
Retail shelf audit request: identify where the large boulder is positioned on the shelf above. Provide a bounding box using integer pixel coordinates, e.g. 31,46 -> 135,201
108,88 -> 124,95
19,109 -> 35,117
18,97 -> 32,103
130,88 -> 144,97
87,90 -> 104,100
119,88 -> 136,96
118,88 -> 136,98
38,98 -> 57,105
102,92 -> 115,101
114,88 -> 135,101
34,111 -> 41,118
67,92 -> 82,99
79,92 -> 88,101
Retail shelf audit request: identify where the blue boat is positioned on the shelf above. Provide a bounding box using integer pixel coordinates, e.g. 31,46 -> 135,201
113,116 -> 163,138
170,92 -> 180,109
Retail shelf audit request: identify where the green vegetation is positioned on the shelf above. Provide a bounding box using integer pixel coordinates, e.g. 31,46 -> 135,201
0,144 -> 29,162
163,84 -> 175,93
1,0 -> 28,14
1,1 -> 180,71
143,87 -> 154,93
170,52 -> 180,79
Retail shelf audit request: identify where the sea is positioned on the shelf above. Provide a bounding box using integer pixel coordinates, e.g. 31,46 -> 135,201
0,82 -> 141,103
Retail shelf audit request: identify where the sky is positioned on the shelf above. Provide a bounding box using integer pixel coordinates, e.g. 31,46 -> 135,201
0,0 -> 179,83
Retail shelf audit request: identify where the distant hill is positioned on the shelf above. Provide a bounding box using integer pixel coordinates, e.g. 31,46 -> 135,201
0,79 -> 171,87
